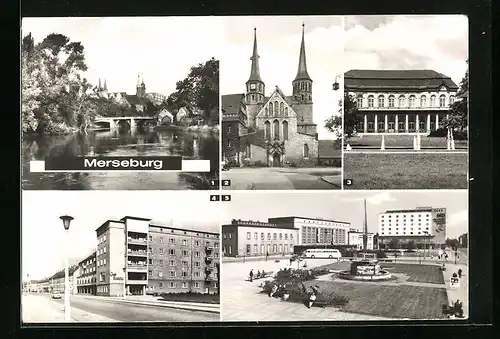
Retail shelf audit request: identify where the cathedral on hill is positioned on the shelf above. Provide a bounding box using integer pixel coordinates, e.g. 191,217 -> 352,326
222,25 -> 322,167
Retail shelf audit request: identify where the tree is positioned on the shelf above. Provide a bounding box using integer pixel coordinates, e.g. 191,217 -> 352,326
406,240 -> 416,250
443,60 -> 468,132
324,89 -> 362,140
445,238 -> 459,250
388,238 -> 400,249
165,58 -> 219,123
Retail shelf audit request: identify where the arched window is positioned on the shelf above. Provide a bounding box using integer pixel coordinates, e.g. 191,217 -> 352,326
356,95 -> 363,108
279,102 -> 284,116
264,107 -> 268,116
284,107 -> 288,117
303,144 -> 309,158
264,121 -> 271,141
430,95 -> 436,107
420,95 -> 427,107
449,95 -> 455,105
378,95 -> 385,108
409,95 -> 416,108
368,95 -> 374,108
274,101 -> 279,115
388,95 -> 395,107
301,82 -> 305,90
439,95 -> 446,107
282,121 -> 288,141
398,95 -> 406,107
273,120 -> 280,140
268,102 -> 273,115
259,83 -> 263,92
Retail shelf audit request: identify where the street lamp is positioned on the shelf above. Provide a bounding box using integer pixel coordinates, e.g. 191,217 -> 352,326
332,75 -> 342,91
59,215 -> 74,321
123,267 -> 127,299
422,231 -> 429,260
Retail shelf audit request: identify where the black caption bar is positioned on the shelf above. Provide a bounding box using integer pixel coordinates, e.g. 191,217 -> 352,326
45,156 -> 183,171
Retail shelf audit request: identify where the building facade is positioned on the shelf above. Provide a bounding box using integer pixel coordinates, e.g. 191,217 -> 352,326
378,206 -> 447,248
76,251 -> 97,295
345,70 -> 459,136
95,216 -> 219,297
223,25 -> 325,167
347,230 -> 375,250
222,216 -> 351,257
458,233 -> 468,247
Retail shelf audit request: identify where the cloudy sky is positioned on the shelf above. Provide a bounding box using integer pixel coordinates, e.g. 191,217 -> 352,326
220,16 -> 344,140
21,17 -> 223,96
344,15 -> 468,86
22,191 -> 220,281
222,190 -> 468,238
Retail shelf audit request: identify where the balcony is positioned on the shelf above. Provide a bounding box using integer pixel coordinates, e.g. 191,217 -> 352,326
205,246 -> 214,253
205,267 -> 214,275
127,237 -> 147,245
205,257 -> 213,264
127,250 -> 147,257
127,262 -> 148,271
127,279 -> 148,285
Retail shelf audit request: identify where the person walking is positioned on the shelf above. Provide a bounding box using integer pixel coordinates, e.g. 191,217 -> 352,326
249,269 -> 254,282
458,268 -> 463,279
266,251 -> 269,262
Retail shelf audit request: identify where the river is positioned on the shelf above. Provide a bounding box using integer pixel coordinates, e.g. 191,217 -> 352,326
21,127 -> 219,190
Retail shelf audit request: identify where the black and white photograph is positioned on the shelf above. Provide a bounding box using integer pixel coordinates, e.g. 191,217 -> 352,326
220,16 -> 343,190
220,191 -> 468,321
21,17 -> 220,191
339,15 -> 468,189
21,191 -> 220,323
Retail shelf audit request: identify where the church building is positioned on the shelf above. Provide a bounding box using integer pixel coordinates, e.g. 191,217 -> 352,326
96,74 -> 153,113
222,25 -> 320,167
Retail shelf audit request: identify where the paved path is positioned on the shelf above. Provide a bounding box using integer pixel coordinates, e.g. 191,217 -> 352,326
221,258 -> 393,321
22,293 -> 219,323
222,167 -> 341,190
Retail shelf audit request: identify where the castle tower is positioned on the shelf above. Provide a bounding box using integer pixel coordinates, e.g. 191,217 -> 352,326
245,28 -> 265,129
292,24 -> 314,126
136,73 -> 146,98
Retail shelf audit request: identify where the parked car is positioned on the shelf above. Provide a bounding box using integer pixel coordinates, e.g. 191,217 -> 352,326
51,292 -> 62,299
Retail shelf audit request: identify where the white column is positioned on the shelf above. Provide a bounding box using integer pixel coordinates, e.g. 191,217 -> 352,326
64,231 -> 71,321
427,114 -> 431,132
380,134 -> 385,150
435,114 -> 439,130
374,115 -> 378,133
413,136 -> 417,150
447,128 -> 451,150
417,134 -> 421,150
405,115 -> 409,132
416,115 -> 419,133
384,114 -> 388,132
395,115 -> 399,132
364,115 -> 368,133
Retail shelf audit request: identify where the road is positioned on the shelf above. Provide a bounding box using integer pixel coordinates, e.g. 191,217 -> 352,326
22,293 -> 219,323
222,167 -> 341,190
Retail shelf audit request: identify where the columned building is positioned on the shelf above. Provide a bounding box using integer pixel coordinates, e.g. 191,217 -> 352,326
345,70 -> 459,146
378,206 -> 447,248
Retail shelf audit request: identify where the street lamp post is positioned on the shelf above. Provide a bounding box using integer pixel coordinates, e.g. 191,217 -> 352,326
332,75 -> 342,91
123,267 -> 127,299
59,215 -> 74,322
423,231 -> 429,261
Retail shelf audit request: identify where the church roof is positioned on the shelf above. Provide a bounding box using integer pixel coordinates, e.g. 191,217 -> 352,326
125,95 -> 150,105
345,69 -> 458,91
318,140 -> 342,158
294,24 -> 312,82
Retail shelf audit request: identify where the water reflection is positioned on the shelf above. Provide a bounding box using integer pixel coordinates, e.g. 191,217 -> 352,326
22,128 -> 219,190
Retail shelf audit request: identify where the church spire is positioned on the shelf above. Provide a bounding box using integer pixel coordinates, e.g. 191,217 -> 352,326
98,78 -> 102,90
294,23 -> 312,81
141,73 -> 145,85
137,73 -> 140,86
247,28 -> 263,83
103,79 -> 107,91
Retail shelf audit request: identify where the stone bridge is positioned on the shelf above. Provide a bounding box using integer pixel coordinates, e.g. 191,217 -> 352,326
94,116 -> 156,130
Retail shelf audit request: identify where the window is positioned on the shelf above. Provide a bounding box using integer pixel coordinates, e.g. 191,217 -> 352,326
398,95 -> 405,107
430,95 -> 436,107
149,235 -> 153,241
367,95 -> 374,107
170,260 -> 175,266
303,144 -> 309,158
388,95 -> 395,107
247,232 -> 251,240
182,239 -> 187,246
253,244 -> 258,254
285,234 -> 288,239
267,233 -> 271,240
194,262 -> 201,267
357,96 -> 363,108
279,233 -> 283,240
169,282 -> 176,288
273,120 -> 279,140
169,249 -> 175,255
158,271 -> 163,277
378,95 -> 384,107
182,250 -> 188,256
170,271 -> 176,277
159,259 -> 164,266
148,259 -> 153,265
283,121 -> 288,141
264,121 -> 271,141
159,248 -> 164,255
420,95 -> 427,107
159,237 -> 164,243
274,101 -> 279,115
194,271 -> 200,278
182,260 -> 188,266
195,240 -> 200,246
449,95 -> 455,105
182,272 -> 188,277
409,95 -> 416,107
254,232 -> 258,240
439,95 -> 446,107
182,282 -> 188,288
194,282 -> 200,288
195,251 -> 200,257
169,238 -> 175,244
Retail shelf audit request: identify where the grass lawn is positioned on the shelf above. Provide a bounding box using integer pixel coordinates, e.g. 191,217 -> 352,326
344,153 -> 468,189
160,293 -> 220,304
347,135 -> 468,148
379,263 -> 445,284
303,280 -> 448,319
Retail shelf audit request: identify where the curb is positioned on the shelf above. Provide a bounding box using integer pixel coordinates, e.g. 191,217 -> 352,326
320,176 -> 341,188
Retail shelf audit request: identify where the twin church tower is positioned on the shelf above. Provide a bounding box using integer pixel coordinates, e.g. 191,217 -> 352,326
244,24 -> 316,135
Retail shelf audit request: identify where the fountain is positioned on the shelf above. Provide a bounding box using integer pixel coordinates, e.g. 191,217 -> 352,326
337,199 -> 392,281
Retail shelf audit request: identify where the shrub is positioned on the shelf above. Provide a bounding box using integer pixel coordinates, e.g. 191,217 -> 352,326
289,162 -> 298,168
253,160 -> 267,167
428,128 -> 468,140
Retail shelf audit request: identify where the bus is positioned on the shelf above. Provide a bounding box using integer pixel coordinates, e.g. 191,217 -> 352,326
302,248 -> 342,259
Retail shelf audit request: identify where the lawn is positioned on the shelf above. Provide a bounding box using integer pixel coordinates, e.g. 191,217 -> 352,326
379,263 -> 445,284
344,153 -> 468,189
302,280 -> 448,319
160,292 -> 220,304
347,135 -> 468,149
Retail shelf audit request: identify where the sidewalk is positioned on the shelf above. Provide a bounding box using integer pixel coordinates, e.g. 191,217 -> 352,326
441,262 -> 468,318
77,294 -> 220,314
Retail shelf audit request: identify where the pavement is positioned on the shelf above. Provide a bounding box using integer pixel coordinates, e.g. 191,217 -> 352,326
22,293 -> 219,323
221,257 -> 392,321
222,167 -> 341,190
